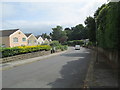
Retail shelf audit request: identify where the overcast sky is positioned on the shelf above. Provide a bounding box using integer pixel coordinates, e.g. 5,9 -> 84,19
0,0 -> 107,35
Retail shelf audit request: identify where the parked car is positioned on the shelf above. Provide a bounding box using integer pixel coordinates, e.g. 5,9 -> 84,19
75,45 -> 80,50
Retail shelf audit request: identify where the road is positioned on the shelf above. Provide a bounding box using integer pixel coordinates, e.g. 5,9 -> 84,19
2,47 -> 92,88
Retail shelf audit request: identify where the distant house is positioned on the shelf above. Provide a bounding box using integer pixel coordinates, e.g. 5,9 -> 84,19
48,39 -> 52,42
0,29 -> 27,47
43,38 -> 50,45
36,35 -> 44,45
25,33 -> 38,46
82,39 -> 89,45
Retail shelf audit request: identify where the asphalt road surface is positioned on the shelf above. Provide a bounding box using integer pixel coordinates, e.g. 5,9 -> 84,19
2,47 -> 92,88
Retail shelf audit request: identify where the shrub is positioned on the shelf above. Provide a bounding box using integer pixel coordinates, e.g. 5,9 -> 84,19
66,40 -> 84,46
1,45 -> 51,58
50,41 -> 61,46
50,41 -> 68,51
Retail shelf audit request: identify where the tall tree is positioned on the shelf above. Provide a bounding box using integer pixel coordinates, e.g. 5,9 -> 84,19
71,24 -> 85,40
41,33 -> 51,39
51,26 -> 68,43
64,28 -> 72,40
51,26 -> 63,40
84,16 -> 96,43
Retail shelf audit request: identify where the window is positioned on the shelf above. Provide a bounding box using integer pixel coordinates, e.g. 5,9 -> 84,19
13,37 -> 18,42
34,40 -> 37,43
28,40 -> 31,44
22,38 -> 26,41
21,44 -> 25,46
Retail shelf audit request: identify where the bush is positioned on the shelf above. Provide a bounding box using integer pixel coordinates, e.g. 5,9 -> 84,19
96,2 -> 119,50
50,40 -> 68,51
65,40 -> 84,46
50,41 -> 61,46
1,45 -> 51,58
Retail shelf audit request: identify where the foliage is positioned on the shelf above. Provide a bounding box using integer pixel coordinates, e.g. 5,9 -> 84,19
50,40 -> 68,51
55,45 -> 68,51
41,33 -> 51,39
1,45 -> 51,58
50,26 -> 68,43
95,2 -> 119,50
50,41 -> 61,46
64,40 -> 84,46
64,24 -> 88,41
84,16 -> 96,43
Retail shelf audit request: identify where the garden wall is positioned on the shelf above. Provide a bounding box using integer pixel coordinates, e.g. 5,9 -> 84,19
0,49 -> 63,64
97,47 -> 118,69
0,50 -> 51,63
88,46 -> 118,69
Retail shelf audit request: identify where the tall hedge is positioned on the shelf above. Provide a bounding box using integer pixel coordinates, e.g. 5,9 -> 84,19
96,2 -> 119,50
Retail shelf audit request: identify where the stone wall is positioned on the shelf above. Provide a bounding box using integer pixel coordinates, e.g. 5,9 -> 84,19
97,47 -> 118,69
0,50 -> 51,63
88,46 -> 118,69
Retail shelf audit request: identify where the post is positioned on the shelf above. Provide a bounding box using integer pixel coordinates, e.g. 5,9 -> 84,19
95,18 -> 98,63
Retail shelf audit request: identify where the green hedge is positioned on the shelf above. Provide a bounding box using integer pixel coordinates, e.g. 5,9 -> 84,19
55,45 -> 68,51
50,40 -> 68,51
96,2 -> 119,50
64,40 -> 84,46
0,45 -> 51,58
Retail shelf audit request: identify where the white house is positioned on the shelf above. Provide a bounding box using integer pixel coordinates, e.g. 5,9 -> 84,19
36,35 -> 44,45
44,38 -> 50,45
25,33 -> 38,46
48,39 -> 52,42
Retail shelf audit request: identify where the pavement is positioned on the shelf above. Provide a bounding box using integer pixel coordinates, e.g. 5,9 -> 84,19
84,50 -> 119,88
2,47 -> 92,88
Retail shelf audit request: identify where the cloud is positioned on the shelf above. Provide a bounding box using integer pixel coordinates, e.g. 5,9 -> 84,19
2,20 -> 76,34
1,0 -> 107,3
1,0 -> 106,35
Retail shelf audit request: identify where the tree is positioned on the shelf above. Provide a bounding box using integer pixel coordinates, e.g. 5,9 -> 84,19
41,33 -> 51,39
64,28 -> 72,40
59,31 -> 68,43
71,24 -> 85,40
51,26 -> 63,40
84,16 -> 96,43
51,26 -> 68,43
95,2 -> 119,49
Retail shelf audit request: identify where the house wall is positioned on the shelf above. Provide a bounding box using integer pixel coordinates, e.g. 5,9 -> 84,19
44,38 -> 50,45
37,37 -> 44,45
27,35 -> 38,46
9,30 -> 27,47
0,36 -> 10,47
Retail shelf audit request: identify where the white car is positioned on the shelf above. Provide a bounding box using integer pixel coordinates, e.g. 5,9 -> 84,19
75,45 -> 80,50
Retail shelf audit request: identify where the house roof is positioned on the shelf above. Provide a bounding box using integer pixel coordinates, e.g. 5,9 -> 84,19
0,29 -> 19,37
35,35 -> 42,39
25,33 -> 32,37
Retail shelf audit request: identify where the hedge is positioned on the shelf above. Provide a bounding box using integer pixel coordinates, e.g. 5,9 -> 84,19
50,41 -> 68,51
64,40 -> 84,46
55,45 -> 68,51
96,2 -> 119,50
0,45 -> 51,58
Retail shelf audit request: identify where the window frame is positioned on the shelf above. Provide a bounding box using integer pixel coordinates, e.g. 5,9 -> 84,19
22,38 -> 26,42
13,37 -> 18,43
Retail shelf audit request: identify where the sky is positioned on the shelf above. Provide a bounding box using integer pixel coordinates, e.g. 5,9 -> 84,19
0,0 -> 107,35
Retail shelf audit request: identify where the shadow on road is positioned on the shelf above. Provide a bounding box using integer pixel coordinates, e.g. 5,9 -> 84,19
47,50 -> 92,88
